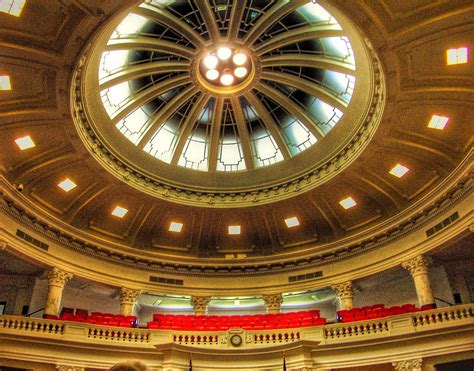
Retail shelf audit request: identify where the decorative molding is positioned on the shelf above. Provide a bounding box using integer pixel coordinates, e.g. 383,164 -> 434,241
56,366 -> 85,371
47,267 -> 73,287
119,287 -> 141,305
70,36 -> 385,207
392,358 -> 422,371
332,281 -> 353,299
402,255 -> 432,277
191,296 -> 212,315
262,294 -> 283,314
0,165 -> 470,277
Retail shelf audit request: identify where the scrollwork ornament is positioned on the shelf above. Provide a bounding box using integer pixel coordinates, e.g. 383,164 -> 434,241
392,358 -> 422,371
402,255 -> 432,276
191,296 -> 212,315
332,281 -> 353,299
47,267 -> 73,287
119,287 -> 141,305
262,293 -> 283,313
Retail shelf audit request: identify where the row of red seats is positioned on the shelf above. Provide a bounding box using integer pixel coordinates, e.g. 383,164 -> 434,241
147,310 -> 326,331
58,308 -> 137,328
336,303 -> 429,323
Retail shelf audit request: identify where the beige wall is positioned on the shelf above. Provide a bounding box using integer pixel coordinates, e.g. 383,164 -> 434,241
0,274 -> 35,316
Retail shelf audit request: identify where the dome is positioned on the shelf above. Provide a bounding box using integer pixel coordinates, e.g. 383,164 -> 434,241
73,0 -> 380,204
0,0 -> 471,292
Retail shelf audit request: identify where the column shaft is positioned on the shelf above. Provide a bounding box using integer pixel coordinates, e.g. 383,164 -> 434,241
402,255 -> 435,307
44,268 -> 73,317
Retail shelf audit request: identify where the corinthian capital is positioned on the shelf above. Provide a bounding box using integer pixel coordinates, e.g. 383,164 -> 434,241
392,358 -> 422,371
332,281 -> 353,299
191,296 -> 212,315
47,267 -> 73,287
262,294 -> 283,313
402,255 -> 432,276
119,287 -> 141,305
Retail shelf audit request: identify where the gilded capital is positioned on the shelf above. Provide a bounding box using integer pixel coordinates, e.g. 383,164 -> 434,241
119,287 -> 141,305
402,255 -> 432,276
392,358 -> 422,371
191,296 -> 212,315
262,294 -> 283,313
47,267 -> 73,288
332,281 -> 353,299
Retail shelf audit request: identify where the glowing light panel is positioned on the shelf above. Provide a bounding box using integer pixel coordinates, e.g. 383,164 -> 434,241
15,135 -> 35,150
427,115 -> 449,130
0,75 -> 11,90
228,225 -> 241,235
339,196 -> 356,209
111,206 -> 128,218
389,164 -> 410,178
169,222 -> 183,233
447,47 -> 469,65
57,178 -> 77,192
285,217 -> 300,228
0,0 -> 26,17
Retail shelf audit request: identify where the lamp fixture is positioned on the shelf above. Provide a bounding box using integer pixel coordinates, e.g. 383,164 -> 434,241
199,46 -> 252,88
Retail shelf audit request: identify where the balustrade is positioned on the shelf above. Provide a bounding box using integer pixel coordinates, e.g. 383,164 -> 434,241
0,304 -> 471,350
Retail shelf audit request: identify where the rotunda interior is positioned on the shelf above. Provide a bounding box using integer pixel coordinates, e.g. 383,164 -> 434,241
0,0 -> 472,370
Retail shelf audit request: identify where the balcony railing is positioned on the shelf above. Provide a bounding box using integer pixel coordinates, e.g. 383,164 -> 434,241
0,304 -> 472,349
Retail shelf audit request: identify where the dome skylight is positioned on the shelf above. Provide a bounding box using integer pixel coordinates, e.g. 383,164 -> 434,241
96,0 -> 356,173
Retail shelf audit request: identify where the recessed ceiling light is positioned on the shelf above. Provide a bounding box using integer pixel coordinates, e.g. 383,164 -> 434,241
0,0 -> 25,17
233,52 -> 247,66
220,73 -> 234,86
111,206 -> 128,218
217,47 -> 232,60
285,217 -> 300,228
228,225 -> 241,235
169,222 -> 183,233
339,196 -> 357,209
447,47 -> 468,65
389,164 -> 410,178
15,135 -> 35,150
0,75 -> 11,90
57,178 -> 77,192
427,114 -> 449,130
234,67 -> 248,78
205,69 -> 219,80
203,55 -> 218,69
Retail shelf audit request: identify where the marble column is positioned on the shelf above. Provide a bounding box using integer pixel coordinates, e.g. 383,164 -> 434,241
119,287 -> 141,316
191,296 -> 211,316
392,358 -> 422,371
402,255 -> 435,307
262,293 -> 283,314
332,281 -> 354,310
44,267 -> 73,317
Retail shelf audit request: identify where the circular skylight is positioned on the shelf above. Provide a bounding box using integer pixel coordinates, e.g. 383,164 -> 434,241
97,0 -> 356,173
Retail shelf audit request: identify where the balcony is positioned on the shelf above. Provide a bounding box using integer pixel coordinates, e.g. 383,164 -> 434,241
0,304 -> 472,370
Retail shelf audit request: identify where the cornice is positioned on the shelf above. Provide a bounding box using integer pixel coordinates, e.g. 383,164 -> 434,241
70,33 -> 385,207
0,149 -> 471,277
